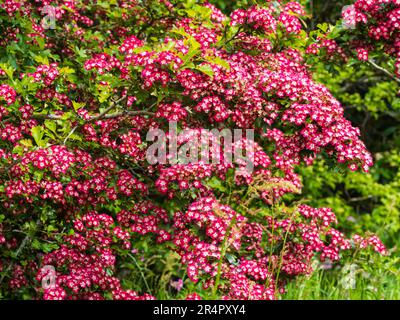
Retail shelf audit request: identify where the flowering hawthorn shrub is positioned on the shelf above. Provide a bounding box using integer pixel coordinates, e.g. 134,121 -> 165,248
0,0 -> 386,300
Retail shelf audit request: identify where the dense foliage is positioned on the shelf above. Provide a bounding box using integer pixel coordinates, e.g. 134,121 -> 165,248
0,0 -> 395,300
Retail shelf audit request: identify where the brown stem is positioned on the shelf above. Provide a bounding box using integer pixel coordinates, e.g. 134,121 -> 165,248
367,59 -> 400,84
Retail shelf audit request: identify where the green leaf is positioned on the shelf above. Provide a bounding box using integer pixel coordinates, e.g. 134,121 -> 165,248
46,225 -> 58,232
206,56 -> 230,70
59,67 -> 75,75
196,64 -> 214,78
72,101 -> 86,111
74,46 -> 88,59
12,145 -> 24,156
19,139 -> 33,147
183,0 -> 196,9
97,85 -> 112,103
44,120 -> 57,133
31,126 -> 44,146
225,253 -> 239,266
317,23 -> 329,33
34,170 -> 44,182
206,176 -> 226,192
31,239 -> 59,253
31,239 -> 42,250
0,63 -> 14,80
67,133 -> 82,141
61,111 -> 74,120
34,55 -> 49,65
36,37 -> 45,50
42,242 -> 59,253
172,28 -> 201,65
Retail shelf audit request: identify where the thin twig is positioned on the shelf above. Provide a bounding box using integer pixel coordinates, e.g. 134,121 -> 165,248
88,94 -> 128,122
0,220 -> 41,285
99,110 -> 155,120
0,158 -> 22,174
32,94 -> 155,146
212,213 -> 237,298
33,90 -> 155,122
128,253 -> 153,295
34,107 -> 154,121
348,195 -> 374,202
63,124 -> 79,145
367,59 -> 400,84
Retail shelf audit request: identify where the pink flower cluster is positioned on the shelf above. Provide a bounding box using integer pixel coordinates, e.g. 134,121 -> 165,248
353,234 -> 387,254
306,38 -> 347,61
26,63 -> 59,86
231,6 -> 277,34
0,0 -> 22,16
18,146 -> 75,175
279,12 -> 302,34
119,35 -> 144,54
84,53 -> 121,75
156,102 -> 188,121
342,0 -> 400,71
0,84 -> 17,105
36,211 -> 156,300
231,2 -> 304,35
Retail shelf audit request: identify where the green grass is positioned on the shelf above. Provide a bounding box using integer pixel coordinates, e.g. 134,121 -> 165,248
282,256 -> 400,300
